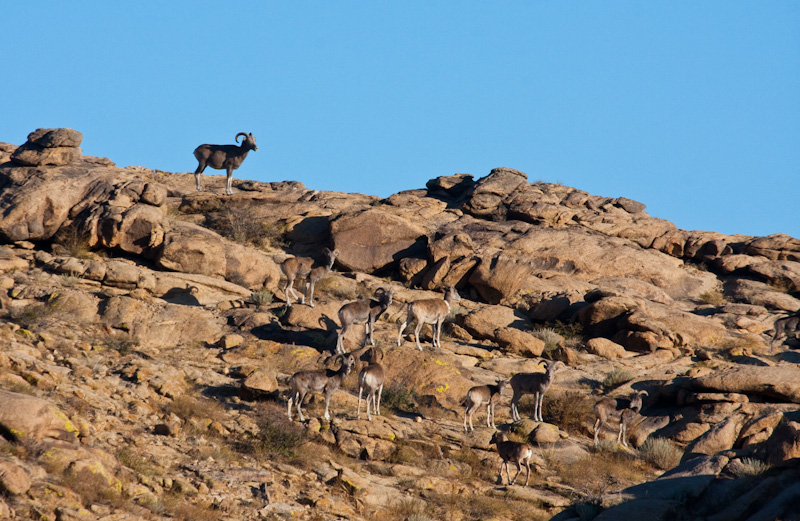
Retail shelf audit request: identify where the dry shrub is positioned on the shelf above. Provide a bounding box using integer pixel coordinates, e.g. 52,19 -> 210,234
380,381 -> 419,415
54,225 -> 94,259
429,492 -> 550,521
250,288 -> 274,307
164,395 -> 227,425
531,326 -> 564,353
729,457 -> 769,478
699,289 -> 727,306
162,495 -> 222,521
602,368 -> 634,390
543,390 -> 595,435
238,402 -> 306,460
549,449 -> 649,497
638,437 -> 683,471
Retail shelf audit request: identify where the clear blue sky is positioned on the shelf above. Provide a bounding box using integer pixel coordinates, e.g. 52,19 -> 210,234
3,2 -> 799,239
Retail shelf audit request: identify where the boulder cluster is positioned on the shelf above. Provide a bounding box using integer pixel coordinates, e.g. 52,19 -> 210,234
0,129 -> 799,521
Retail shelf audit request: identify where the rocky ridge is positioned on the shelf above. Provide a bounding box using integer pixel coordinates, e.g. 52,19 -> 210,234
0,129 -> 798,520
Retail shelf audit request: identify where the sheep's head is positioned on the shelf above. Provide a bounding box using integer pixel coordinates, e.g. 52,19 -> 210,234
236,132 -> 258,151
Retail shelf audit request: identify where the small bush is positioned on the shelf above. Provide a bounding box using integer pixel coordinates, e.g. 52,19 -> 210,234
543,390 -> 595,435
639,437 -> 682,470
54,226 -> 93,259
602,368 -> 634,390
531,327 -> 564,352
60,272 -> 83,287
250,289 -> 274,307
730,457 -> 769,478
699,289 -> 727,306
101,332 -> 140,355
239,403 -> 306,460
381,382 -> 418,414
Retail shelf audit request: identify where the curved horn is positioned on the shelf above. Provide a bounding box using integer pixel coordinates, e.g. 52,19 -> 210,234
235,132 -> 248,143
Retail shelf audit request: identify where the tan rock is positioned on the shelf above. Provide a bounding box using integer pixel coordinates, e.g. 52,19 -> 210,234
586,337 -> 628,359
684,415 -> 743,458
693,365 -> 800,403
766,421 -> 800,464
0,458 -> 31,495
0,390 -> 79,442
156,222 -> 227,277
331,208 -> 427,273
494,327 -> 545,357
243,369 -> 279,394
461,305 -> 531,340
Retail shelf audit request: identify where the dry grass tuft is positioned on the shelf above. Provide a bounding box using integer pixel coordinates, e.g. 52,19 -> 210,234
543,390 -> 595,435
638,437 -> 683,471
602,367 -> 634,390
699,289 -> 727,306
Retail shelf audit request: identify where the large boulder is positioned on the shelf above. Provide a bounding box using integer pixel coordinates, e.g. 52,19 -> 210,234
156,221 -> 228,278
0,390 -> 80,442
765,421 -> 800,464
693,366 -> 800,403
330,208 -> 427,273
460,305 -> 531,340
10,128 -> 83,167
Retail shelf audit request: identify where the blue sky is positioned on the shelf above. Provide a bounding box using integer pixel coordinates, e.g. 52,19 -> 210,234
3,2 -> 799,239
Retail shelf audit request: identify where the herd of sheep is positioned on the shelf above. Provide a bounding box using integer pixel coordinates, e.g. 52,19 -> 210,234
193,132 -> 800,488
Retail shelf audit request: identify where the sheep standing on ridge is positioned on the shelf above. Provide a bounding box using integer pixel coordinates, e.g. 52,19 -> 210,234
193,132 -> 257,196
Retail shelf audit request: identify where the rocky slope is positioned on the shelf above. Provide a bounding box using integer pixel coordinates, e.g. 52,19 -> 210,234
0,128 -> 799,521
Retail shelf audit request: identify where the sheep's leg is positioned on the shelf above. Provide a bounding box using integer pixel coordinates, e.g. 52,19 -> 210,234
464,405 -> 470,431
305,281 -> 315,308
397,319 -> 409,346
366,391 -> 373,422
323,392 -> 332,421
510,461 -> 521,485
357,386 -> 363,419
536,393 -> 544,422
296,392 -> 306,422
225,169 -> 234,196
367,320 -> 376,346
524,459 -> 531,486
376,384 -> 383,415
435,318 -> 444,348
593,418 -> 602,446
194,164 -> 205,192
510,394 -> 520,422
284,277 -> 296,306
414,320 -> 424,351
505,462 -> 513,485
287,393 -> 294,420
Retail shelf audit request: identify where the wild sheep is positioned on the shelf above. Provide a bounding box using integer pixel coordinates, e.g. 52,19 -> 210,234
193,132 -> 257,196
281,248 -> 338,308
593,390 -> 648,447
464,380 -> 507,432
490,431 -> 533,486
287,353 -> 355,422
336,288 -> 394,354
770,311 -> 800,353
396,286 -> 460,350
509,360 -> 564,423
358,347 -> 385,421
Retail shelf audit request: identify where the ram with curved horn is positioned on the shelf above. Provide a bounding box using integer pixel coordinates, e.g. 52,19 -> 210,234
193,132 -> 258,196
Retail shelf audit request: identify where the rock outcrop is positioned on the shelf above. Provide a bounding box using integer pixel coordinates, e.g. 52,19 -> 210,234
1,129 -> 799,521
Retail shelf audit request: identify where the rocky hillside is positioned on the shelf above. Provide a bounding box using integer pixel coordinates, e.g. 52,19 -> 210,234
1,128 -> 799,521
